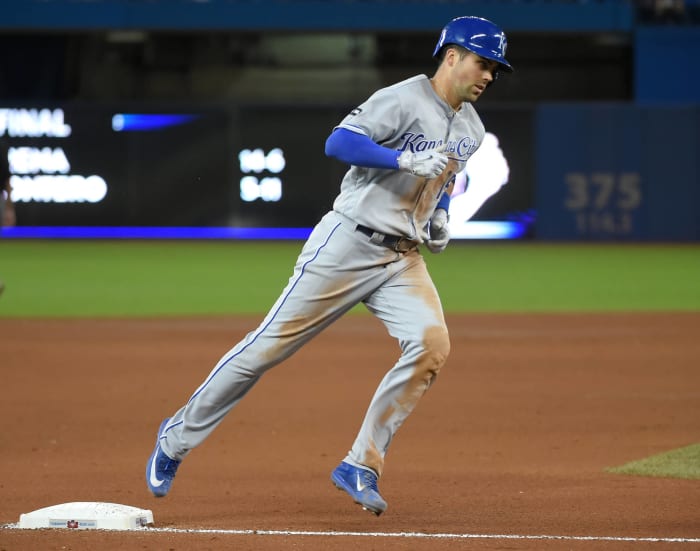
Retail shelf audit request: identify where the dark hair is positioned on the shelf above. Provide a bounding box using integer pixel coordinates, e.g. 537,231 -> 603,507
435,44 -> 470,64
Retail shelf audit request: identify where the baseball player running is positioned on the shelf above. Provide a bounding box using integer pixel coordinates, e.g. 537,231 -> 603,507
147,15 -> 512,516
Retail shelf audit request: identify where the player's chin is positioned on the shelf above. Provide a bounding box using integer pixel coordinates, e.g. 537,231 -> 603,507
470,87 -> 486,101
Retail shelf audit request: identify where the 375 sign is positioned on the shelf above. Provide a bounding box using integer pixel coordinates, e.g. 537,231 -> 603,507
563,172 -> 642,237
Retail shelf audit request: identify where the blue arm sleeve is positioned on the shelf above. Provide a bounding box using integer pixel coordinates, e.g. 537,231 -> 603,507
325,128 -> 400,169
436,190 -> 451,212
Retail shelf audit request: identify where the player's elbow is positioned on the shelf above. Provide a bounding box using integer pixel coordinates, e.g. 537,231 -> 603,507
324,129 -> 341,159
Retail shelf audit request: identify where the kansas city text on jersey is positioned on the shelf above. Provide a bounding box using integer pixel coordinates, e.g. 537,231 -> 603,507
397,132 -> 479,160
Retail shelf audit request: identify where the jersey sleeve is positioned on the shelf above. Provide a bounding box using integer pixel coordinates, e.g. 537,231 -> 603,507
335,87 -> 403,145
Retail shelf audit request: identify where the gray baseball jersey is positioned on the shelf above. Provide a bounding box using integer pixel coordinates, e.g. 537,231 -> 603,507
334,74 -> 485,239
156,73 -> 486,480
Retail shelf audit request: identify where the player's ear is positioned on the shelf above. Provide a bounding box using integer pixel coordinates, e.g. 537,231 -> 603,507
440,46 -> 456,67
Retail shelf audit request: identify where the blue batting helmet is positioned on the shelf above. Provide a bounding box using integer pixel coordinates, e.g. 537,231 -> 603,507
433,16 -> 513,73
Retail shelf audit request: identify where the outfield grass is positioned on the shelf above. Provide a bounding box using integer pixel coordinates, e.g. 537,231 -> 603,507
0,240 -> 698,317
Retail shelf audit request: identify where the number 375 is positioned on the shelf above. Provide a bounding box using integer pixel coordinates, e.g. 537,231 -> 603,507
564,172 -> 642,211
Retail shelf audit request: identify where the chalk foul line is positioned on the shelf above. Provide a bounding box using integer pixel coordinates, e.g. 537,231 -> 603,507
111,526 -> 700,543
4,524 -> 699,543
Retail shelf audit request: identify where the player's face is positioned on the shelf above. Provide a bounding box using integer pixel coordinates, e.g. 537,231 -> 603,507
450,52 -> 499,102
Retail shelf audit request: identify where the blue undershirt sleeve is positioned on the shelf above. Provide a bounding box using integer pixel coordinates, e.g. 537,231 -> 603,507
325,128 -> 400,170
436,190 -> 451,212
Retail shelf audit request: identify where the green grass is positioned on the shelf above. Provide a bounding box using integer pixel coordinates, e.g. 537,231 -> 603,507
607,444 -> 700,480
427,241 -> 700,313
0,240 -> 303,317
0,240 -> 698,317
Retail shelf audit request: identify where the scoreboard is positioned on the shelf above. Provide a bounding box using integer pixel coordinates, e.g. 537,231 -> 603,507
2,103 -> 535,239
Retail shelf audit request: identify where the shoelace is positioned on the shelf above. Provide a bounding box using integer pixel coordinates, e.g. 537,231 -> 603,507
159,455 -> 180,476
359,469 -> 379,492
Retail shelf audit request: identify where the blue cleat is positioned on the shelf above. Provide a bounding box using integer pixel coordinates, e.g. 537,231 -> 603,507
331,461 -> 388,515
146,418 -> 180,497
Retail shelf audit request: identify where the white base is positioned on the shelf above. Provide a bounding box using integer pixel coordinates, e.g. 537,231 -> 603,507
19,502 -> 154,530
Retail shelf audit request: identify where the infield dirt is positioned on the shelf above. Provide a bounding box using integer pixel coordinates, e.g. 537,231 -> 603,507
1,313 -> 698,550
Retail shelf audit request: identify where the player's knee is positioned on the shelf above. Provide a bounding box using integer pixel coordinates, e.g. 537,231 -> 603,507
422,325 -> 450,375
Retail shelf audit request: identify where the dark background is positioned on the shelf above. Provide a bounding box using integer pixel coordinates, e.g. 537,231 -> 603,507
1,0 -> 698,239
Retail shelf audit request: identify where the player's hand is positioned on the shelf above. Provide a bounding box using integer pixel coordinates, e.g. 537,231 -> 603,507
424,208 -> 450,254
398,145 -> 448,178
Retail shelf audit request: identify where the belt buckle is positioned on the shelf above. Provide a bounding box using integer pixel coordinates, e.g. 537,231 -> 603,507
392,237 -> 415,253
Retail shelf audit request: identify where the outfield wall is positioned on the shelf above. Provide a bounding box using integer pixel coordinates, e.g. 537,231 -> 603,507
536,104 -> 700,241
